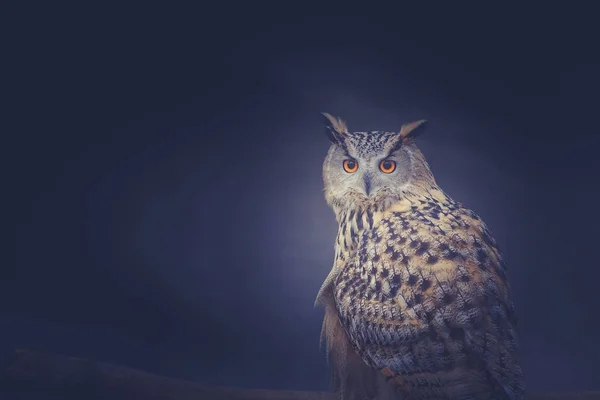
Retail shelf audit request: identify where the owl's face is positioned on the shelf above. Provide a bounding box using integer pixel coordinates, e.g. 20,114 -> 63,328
321,114 -> 429,211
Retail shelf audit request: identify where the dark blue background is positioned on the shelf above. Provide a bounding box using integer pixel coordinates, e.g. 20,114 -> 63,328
3,3 -> 600,395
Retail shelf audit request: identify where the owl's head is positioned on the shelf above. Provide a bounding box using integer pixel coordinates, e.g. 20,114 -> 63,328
321,113 -> 435,212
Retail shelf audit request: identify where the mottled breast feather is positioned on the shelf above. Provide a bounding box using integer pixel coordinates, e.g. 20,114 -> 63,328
332,188 -> 525,400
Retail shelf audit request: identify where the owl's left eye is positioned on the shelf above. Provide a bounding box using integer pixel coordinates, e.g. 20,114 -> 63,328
379,159 -> 396,173
343,159 -> 358,173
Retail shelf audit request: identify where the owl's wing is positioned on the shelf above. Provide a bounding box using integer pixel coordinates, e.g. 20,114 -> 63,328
334,209 -> 525,399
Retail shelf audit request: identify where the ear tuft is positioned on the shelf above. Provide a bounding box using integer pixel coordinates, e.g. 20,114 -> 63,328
322,113 -> 349,143
399,119 -> 427,141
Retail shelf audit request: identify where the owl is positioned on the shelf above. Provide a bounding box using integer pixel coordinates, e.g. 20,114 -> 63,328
315,113 -> 525,400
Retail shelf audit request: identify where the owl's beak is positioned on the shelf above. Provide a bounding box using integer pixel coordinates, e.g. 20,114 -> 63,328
363,173 -> 373,197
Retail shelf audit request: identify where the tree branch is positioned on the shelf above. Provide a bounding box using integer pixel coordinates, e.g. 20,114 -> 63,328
1,348 -> 598,399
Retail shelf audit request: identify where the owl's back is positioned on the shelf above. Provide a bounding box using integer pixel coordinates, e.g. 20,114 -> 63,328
330,190 -> 524,400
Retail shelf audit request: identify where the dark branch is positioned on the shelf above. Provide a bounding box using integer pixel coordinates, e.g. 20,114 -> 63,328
1,349 -> 598,400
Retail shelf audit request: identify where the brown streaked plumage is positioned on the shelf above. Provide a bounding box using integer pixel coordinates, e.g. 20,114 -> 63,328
316,114 -> 525,400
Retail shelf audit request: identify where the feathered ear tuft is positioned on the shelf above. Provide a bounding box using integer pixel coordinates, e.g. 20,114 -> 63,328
322,112 -> 349,143
383,119 -> 428,154
398,119 -> 427,142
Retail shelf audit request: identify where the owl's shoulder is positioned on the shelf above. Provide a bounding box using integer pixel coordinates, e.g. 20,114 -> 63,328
362,196 -> 511,299
376,196 -> 498,252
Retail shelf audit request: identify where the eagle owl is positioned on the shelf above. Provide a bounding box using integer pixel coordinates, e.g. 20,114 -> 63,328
315,114 -> 525,400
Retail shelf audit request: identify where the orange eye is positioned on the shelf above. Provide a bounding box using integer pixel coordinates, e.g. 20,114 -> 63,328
379,159 -> 396,173
343,159 -> 358,173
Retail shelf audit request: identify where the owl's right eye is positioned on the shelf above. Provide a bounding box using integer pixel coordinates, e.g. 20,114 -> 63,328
343,159 -> 358,173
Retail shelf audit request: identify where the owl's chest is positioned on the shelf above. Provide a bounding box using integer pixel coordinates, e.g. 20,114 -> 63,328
331,210 -> 417,307
333,207 -> 428,274
331,205 -> 485,317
